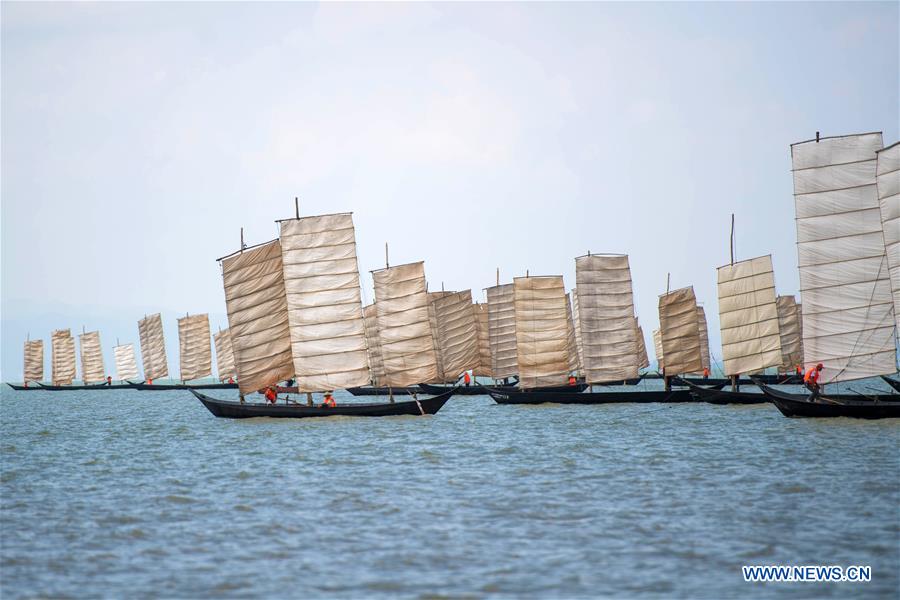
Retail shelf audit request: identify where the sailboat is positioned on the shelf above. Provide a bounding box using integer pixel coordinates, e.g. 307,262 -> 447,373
137,313 -> 169,385
36,329 -> 116,391
213,328 -> 236,383
418,289 -> 485,395
113,342 -> 140,383
346,303 -> 421,396
192,213 -> 455,418
757,132 -> 899,417
7,339 -> 45,390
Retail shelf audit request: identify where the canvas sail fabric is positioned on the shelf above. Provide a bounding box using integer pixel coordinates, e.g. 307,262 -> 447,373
514,276 -> 569,389
221,240 -> 295,395
113,343 -> 139,381
432,290 -> 479,379
658,287 -> 703,375
776,295 -> 803,370
876,142 -> 900,331
696,306 -> 711,373
280,215 -> 371,392
427,291 -> 454,382
362,304 -> 385,385
51,329 -> 76,385
653,329 -> 663,371
79,331 -> 106,383
565,293 -> 582,375
213,329 -> 236,382
571,289 -> 585,372
473,303 -> 493,378
138,313 -> 169,381
635,319 -> 649,370
575,254 -> 639,383
178,314 -> 212,381
372,262 -> 439,387
486,283 -> 518,379
792,132 -> 896,382
716,256 -> 782,376
24,340 -> 43,382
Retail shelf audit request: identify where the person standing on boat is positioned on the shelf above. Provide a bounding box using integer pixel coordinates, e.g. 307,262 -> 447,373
703,367 -> 710,379
322,392 -> 336,408
106,376 -> 112,386
463,372 -> 471,387
264,386 -> 277,404
804,364 -> 824,397
568,375 -> 577,386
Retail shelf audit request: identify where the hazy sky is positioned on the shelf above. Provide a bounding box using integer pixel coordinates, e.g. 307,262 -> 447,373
2,1 -> 898,380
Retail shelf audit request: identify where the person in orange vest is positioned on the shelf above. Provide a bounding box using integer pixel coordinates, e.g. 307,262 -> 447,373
147,378 -> 153,385
568,375 -> 577,386
803,363 -> 824,397
322,392 -> 336,408
264,386 -> 277,404
703,367 -> 710,379
463,372 -> 471,387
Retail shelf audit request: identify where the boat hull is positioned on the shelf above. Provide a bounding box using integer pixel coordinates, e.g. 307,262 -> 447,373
882,376 -> 900,393
417,382 -> 516,396
755,381 -> 900,419
134,382 -> 238,391
6,383 -> 42,391
36,382 -> 137,391
484,387 -> 717,405
675,379 -> 768,405
346,386 -> 423,396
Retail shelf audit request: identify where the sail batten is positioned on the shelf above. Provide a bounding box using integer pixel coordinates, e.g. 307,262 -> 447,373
432,290 -> 479,380
51,329 -> 76,385
658,286 -> 703,375
792,132 -> 896,383
876,142 -> 900,331
213,329 -> 236,382
178,314 -> 212,382
113,343 -> 139,381
79,331 -> 105,383
24,340 -> 44,383
138,313 -> 169,381
486,283 -> 518,379
514,276 -> 569,389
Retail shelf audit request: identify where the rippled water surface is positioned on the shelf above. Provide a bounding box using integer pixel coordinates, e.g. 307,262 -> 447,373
2,383 -> 898,598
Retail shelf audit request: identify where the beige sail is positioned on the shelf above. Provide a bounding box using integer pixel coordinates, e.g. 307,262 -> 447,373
427,291 -> 454,382
514,276 -> 569,388
635,318 -> 649,370
486,283 -> 518,379
571,289 -> 585,371
565,293 -> 581,375
792,132 -> 895,382
178,314 -> 212,381
213,329 -> 236,382
280,214 -> 371,392
113,343 -> 139,381
876,142 -> 900,330
658,286 -> 703,375
575,254 -> 638,383
138,313 -> 169,381
221,240 -> 295,395
51,329 -> 76,385
79,330 -> 105,383
372,261 -> 439,387
432,290 -> 479,379
473,303 -> 493,378
362,304 -> 385,385
717,255 -> 781,376
652,329 -> 664,371
696,306 -> 711,373
24,340 -> 44,383
776,295 -> 803,371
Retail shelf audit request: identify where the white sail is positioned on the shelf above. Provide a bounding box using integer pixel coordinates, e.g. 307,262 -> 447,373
658,286 -> 703,375
213,329 -> 236,382
565,293 -> 581,375
695,307 -> 711,373
776,295 -> 803,371
432,290 -> 479,379
635,318 -> 649,370
427,291 -> 454,382
652,329 -> 663,371
51,329 -> 76,385
792,132 -> 896,382
362,304 -> 385,385
571,288 -> 585,372
79,330 -> 105,383
372,261 -> 439,387
575,254 -> 638,383
876,142 -> 900,331
473,303 -> 493,378
486,283 -> 518,379
24,340 -> 43,383
138,313 -> 169,381
178,314 -> 212,381
514,276 -> 569,388
280,214 -> 371,392
221,240 -> 295,395
113,343 -> 139,381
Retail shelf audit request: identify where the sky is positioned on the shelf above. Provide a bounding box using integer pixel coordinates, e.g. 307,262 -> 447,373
2,1 -> 898,381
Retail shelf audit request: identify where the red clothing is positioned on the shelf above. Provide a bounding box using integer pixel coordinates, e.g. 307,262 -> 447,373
463,372 -> 471,385
264,388 -> 277,403
804,367 -> 820,385
323,395 -> 336,407
568,376 -> 577,386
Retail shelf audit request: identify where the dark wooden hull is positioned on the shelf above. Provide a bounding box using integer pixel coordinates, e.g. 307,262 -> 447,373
191,387 -> 455,419
756,382 -> 900,419
6,383 -> 43,391
677,374 -> 802,387
882,376 -> 900,393
417,382 -> 516,396
677,379 -> 767,405
346,386 -> 423,396
36,382 -> 137,391
134,382 -> 238,391
593,376 -> 643,386
485,387 -> 722,405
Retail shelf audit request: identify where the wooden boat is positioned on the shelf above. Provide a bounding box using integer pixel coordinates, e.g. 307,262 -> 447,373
138,313 -> 170,383
37,381 -> 137,391
418,381 -> 540,396
882,376 -> 900,393
6,383 -> 42,391
135,381 -> 238,391
191,387 -> 454,419
485,384 -> 725,405
347,385 -> 423,396
676,378 -> 768,405
755,381 -> 900,419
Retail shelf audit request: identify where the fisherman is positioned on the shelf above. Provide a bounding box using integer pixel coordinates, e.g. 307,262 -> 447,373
264,386 -> 278,404
463,372 -> 471,387
322,392 -> 336,408
227,376 -> 234,384
703,367 -> 710,379
804,363 -> 824,398
568,375 -> 577,386
148,378 -> 153,385
107,375 -> 112,386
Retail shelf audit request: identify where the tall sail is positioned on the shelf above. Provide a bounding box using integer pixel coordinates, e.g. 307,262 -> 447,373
635,318 -> 649,370
79,330 -> 105,383
486,283 -> 518,379
565,293 -> 582,375
178,314 -> 212,381
658,286 -> 703,375
213,329 -> 236,382
571,289 -> 585,371
23,340 -> 43,383
427,291 -> 454,382
221,240 -> 294,395
652,329 -> 664,371
776,295 -> 803,371
473,303 -> 493,378
876,142 -> 900,330
575,254 -> 638,383
138,313 -> 169,381
792,132 -> 896,382
362,304 -> 385,385
280,214 -> 371,392
716,256 -> 781,376
696,306 -> 711,372
372,262 -> 439,387
432,290 -> 479,379
113,343 -> 139,381
513,276 -> 569,388
51,329 -> 76,385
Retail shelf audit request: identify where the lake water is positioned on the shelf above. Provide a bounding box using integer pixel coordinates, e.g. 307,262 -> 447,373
1,382 -> 898,598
